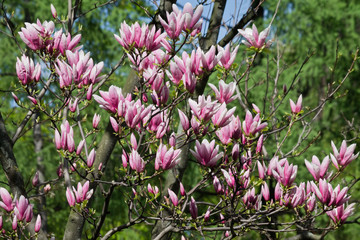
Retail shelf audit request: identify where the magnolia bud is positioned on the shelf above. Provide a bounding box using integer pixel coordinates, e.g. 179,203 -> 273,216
44,184 -> 51,193
50,4 -> 57,18
12,92 -> 19,103
28,96 -> 38,105
35,215 -> 41,233
169,133 -> 176,147
180,182 -> 186,196
32,171 -> 39,187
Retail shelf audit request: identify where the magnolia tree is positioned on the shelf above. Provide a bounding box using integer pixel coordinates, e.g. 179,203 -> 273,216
0,1 -> 358,239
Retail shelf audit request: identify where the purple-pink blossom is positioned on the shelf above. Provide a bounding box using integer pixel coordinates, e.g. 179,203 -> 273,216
190,139 -> 223,167
155,144 -> 181,170
16,55 -> 41,85
238,24 -> 271,49
289,95 -> 303,114
208,80 -> 236,104
330,140 -> 359,170
304,155 -> 330,181
189,95 -> 220,123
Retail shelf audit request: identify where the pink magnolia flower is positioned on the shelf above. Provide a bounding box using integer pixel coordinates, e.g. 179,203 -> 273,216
221,169 -> 235,189
261,182 -> 270,201
56,33 -> 82,56
28,96 -> 38,105
159,7 -> 185,40
291,183 -> 306,207
274,182 -> 283,201
114,22 -> 166,52
44,184 -> 51,193
16,55 -> 41,85
256,134 -> 264,154
151,84 -> 169,106
92,114 -> 101,129
242,110 -> 267,136
87,84 -> 93,100
14,195 -> 30,221
87,149 -> 96,168
181,3 -> 203,35
215,125 -> 232,145
19,19 -> 55,50
330,140 -> 359,170
32,171 -> 39,187
189,196 -> 198,219
180,182 -> 186,196
213,176 -> 224,194
238,24 -> 271,49
168,189 -> 179,206
156,122 -> 167,140
143,67 -> 164,91
232,143 -> 240,161
24,204 -> 33,223
169,133 -> 176,147
65,50 -> 104,86
208,80 -> 236,104
257,161 -> 267,180
239,169 -> 250,189
12,92 -> 19,103
267,156 -> 287,176
220,213 -> 225,223
189,95 -> 220,123
35,214 -> 41,233
156,122 -> 168,139
183,71 -> 197,94
143,108 -> 162,131
94,86 -> 131,114
272,159 -> 297,187
228,116 -> 242,140
147,184 -> 159,196
66,187 -> 75,207
155,144 -> 181,170
190,116 -> 201,135
55,59 -> 72,88
190,139 -> 223,167
304,155 -> 330,181
243,187 -> 257,209
12,215 -> 17,231
72,181 -> 93,204
166,61 -> 184,85
129,149 -> 146,173
122,150 -> 128,168
311,179 -> 350,206
56,120 -> 75,152
306,193 -> 316,212
211,103 -> 236,128
290,94 -> 303,114
50,4 -> 57,18
204,207 -> 211,222
217,44 -> 239,70
327,203 -> 355,224
201,46 -> 221,72
130,133 -> 138,150
68,98 -> 79,113
124,100 -> 153,129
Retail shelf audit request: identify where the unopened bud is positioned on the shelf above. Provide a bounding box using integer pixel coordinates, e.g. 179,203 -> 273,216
44,184 -> 51,193
50,4 -> 57,18
12,92 -> 19,103
32,171 -> 39,187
